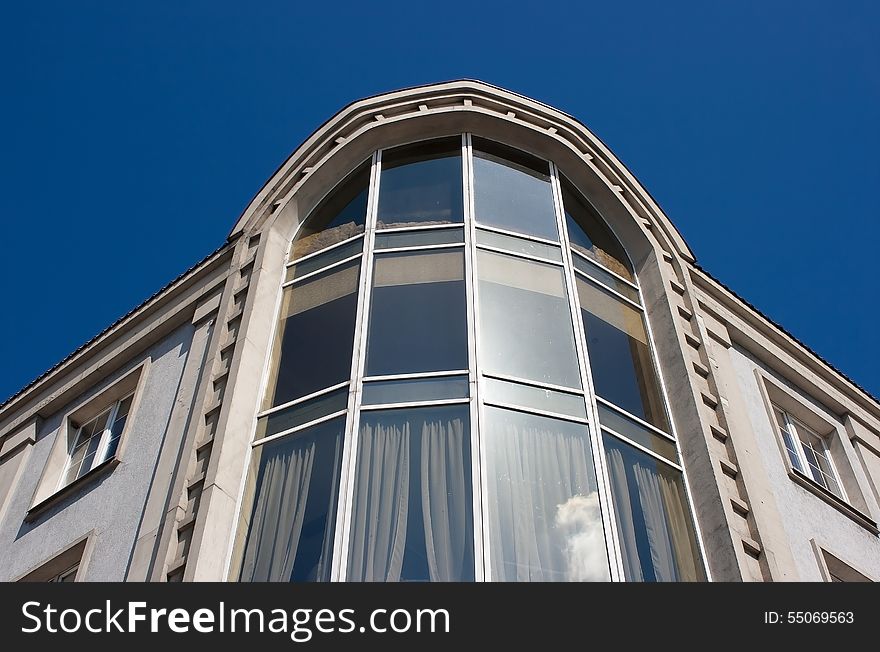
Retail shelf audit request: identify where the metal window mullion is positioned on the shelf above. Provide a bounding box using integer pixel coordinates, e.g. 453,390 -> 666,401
600,427 -> 684,471
95,400 -> 121,468
463,133 -> 485,582
482,371 -> 583,395
372,243 -> 464,255
462,133 -> 492,582
473,222 -> 562,247
331,150 -> 381,582
284,233 -> 365,267
250,410 -> 350,448
474,243 -> 565,268
570,247 -> 640,292
573,268 -> 645,311
635,256 -> 713,581
375,223 -> 464,234
596,396 -> 678,443
281,253 -> 363,286
256,381 -> 350,418
785,412 -> 810,476
363,369 -> 469,383
550,161 -> 624,582
482,400 -> 589,425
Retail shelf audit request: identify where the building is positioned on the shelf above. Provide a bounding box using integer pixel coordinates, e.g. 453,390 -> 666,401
0,80 -> 877,582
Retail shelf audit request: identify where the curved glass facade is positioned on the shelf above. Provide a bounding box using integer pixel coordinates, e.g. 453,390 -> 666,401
235,135 -> 706,582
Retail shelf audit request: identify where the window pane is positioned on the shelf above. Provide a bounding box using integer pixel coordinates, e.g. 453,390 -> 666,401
362,376 -> 469,405
256,388 -> 348,441
572,253 -> 640,303
561,175 -> 633,281
103,408 -> 129,462
115,395 -> 133,419
472,137 -> 558,241
374,227 -> 463,250
347,405 -> 474,581
477,249 -> 581,389
475,228 -> 562,262
240,417 -> 344,582
267,260 -> 360,408
604,434 -> 705,582
285,237 -> 363,282
577,276 -> 669,431
366,250 -> 468,376
598,403 -> 678,463
484,406 -> 609,581
78,434 -> 103,478
377,138 -> 463,229
483,376 -> 586,420
292,161 -> 370,259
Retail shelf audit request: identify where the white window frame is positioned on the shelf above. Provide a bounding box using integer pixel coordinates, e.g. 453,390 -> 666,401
774,405 -> 848,501
59,392 -> 134,490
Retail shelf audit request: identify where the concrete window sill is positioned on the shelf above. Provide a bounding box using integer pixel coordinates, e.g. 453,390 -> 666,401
25,457 -> 120,522
788,469 -> 878,535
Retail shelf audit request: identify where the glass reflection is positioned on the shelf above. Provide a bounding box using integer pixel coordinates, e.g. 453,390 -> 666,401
377,138 -> 463,229
604,434 -> 705,581
257,388 -> 348,441
239,417 -> 344,582
472,137 -> 558,241
484,406 -> 610,581
577,276 -> 670,431
286,237 -> 363,282
477,249 -> 581,389
362,375 -> 469,405
598,403 -> 678,463
483,376 -> 586,420
374,227 -> 463,250
347,405 -> 474,581
475,228 -> 562,262
293,161 -> 370,259
267,261 -> 360,409
366,250 -> 468,376
561,176 -> 633,281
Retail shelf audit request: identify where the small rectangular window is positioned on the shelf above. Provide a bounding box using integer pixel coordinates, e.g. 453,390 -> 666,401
773,406 -> 846,500
61,394 -> 133,488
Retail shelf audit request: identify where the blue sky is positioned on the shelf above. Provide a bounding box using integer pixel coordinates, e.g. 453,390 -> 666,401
1,1 -> 878,402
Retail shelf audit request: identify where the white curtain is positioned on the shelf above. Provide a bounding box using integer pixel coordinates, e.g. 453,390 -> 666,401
607,447 -> 644,581
421,418 -> 468,581
348,414 -> 471,581
347,421 -> 410,581
487,413 -> 608,581
608,443 -> 698,581
240,438 -> 316,582
635,463 -> 677,581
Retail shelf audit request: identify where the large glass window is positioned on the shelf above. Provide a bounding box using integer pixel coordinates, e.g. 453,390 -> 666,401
576,276 -> 669,431
347,405 -> 474,581
292,161 -> 370,259
239,417 -> 344,582
472,137 -> 558,241
266,260 -> 360,409
377,138 -> 463,229
240,134 -> 706,584
604,434 -> 705,581
484,406 -> 609,581
366,249 -> 468,376
477,249 -> 581,389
